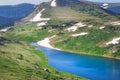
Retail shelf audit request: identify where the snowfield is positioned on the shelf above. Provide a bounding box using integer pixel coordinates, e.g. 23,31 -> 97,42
99,26 -> 105,29
110,21 -> 120,26
37,35 -> 61,50
30,8 -> 50,22
0,27 -> 11,32
106,37 -> 120,45
37,22 -> 47,27
67,22 -> 86,32
37,38 -> 53,48
72,32 -> 88,37
51,0 -> 57,7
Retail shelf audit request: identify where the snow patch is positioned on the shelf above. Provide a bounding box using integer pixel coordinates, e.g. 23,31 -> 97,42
67,22 -> 86,32
88,25 -> 93,28
106,37 -> 120,45
37,38 -> 53,48
101,3 -> 109,9
99,26 -> 105,29
0,27 -> 11,32
51,0 -> 57,7
110,21 -> 120,26
30,8 -> 50,22
72,32 -> 88,37
37,22 -> 47,27
37,35 -> 60,50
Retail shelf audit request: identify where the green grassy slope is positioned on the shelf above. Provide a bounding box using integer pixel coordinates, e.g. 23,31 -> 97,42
43,7 -> 98,23
41,6 -> 118,28
52,24 -> 120,59
0,24 -> 86,80
3,24 -> 53,43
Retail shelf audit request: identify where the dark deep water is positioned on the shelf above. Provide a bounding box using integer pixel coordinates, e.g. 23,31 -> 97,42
31,42 -> 120,80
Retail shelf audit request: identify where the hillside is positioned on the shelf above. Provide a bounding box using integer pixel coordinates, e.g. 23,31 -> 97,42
52,24 -> 120,58
19,0 -> 118,25
56,0 -> 110,18
0,24 -> 85,80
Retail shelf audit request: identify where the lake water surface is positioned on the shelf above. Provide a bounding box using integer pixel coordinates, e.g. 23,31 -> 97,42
32,42 -> 120,80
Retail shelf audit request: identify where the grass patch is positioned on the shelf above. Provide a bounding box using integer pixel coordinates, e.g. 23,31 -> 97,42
53,28 -> 119,56
42,7 -> 99,25
3,24 -> 53,43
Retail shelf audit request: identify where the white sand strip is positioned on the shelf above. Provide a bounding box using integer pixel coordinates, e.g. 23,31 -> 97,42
106,37 -> 120,45
72,32 -> 88,37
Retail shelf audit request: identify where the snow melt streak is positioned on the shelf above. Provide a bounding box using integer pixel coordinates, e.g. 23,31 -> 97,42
30,9 -> 50,22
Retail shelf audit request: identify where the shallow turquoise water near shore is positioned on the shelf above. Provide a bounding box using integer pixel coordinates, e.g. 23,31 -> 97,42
31,42 -> 120,80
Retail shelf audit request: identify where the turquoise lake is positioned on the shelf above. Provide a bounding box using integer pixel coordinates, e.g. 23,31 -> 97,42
31,42 -> 120,80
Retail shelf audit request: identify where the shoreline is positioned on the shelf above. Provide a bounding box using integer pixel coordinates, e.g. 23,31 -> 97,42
37,37 -> 120,60
60,49 -> 120,60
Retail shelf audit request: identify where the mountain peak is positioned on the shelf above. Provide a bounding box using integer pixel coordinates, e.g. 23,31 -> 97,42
17,0 -> 118,25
